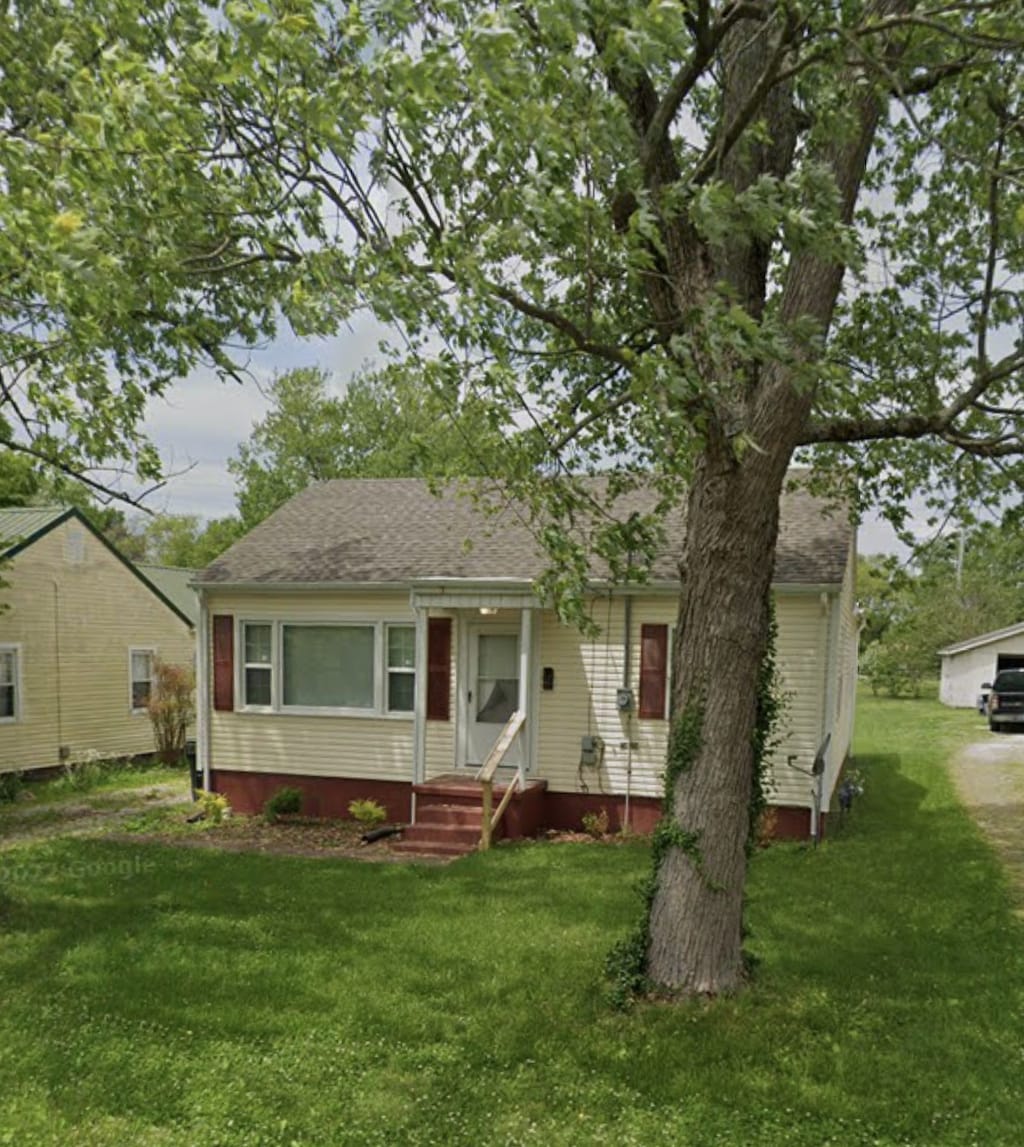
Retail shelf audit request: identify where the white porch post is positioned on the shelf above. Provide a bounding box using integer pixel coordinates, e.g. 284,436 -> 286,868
196,594 -> 210,793
412,604 -> 429,817
518,606 -> 532,788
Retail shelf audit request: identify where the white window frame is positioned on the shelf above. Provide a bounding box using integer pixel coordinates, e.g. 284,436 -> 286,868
129,647 -> 156,715
385,623 -> 416,714
240,621 -> 275,711
0,644 -> 21,724
235,619 -> 416,719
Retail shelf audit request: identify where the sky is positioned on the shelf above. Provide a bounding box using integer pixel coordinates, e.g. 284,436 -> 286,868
138,318 -> 914,557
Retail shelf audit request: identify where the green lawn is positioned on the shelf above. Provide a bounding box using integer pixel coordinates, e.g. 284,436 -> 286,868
1,694 -> 1021,1146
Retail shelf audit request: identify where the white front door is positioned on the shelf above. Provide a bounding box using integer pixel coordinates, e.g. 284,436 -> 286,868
466,627 -> 523,768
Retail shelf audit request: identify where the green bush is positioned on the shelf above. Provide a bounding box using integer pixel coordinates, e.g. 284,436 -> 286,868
264,786 -> 303,824
51,751 -> 107,794
581,808 -> 609,838
348,798 -> 386,826
0,770 -> 25,804
196,789 -> 229,825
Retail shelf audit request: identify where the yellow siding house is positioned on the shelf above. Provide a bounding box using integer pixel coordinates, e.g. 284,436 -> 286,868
0,507 -> 195,772
195,477 -> 857,848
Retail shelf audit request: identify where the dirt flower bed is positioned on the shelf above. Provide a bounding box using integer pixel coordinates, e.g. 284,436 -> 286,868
117,811 -> 417,862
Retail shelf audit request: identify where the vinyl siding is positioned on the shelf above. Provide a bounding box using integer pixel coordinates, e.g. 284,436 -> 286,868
536,592 -> 834,809
535,596 -> 675,799
205,590 -> 453,782
829,540 -> 860,797
203,578 -> 847,811
0,519 -> 194,772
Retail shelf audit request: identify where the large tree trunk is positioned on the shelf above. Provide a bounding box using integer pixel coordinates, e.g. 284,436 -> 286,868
646,442 -> 793,994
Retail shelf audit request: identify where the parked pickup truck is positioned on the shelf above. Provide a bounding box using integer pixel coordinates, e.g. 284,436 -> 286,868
984,669 -> 1024,733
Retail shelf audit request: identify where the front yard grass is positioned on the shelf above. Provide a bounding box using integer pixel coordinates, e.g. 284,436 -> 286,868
0,692 -> 1021,1145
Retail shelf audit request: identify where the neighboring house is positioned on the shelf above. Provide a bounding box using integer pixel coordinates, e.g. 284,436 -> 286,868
938,623 -> 1024,709
0,507 -> 195,772
194,478 -> 858,842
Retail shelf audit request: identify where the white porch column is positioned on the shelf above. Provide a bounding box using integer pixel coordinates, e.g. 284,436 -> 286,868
518,606 -> 533,787
196,594 -> 210,792
412,605 -> 429,809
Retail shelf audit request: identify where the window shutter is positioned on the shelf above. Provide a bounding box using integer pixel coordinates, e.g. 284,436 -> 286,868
638,623 -> 668,719
212,615 -> 234,712
427,617 -> 452,721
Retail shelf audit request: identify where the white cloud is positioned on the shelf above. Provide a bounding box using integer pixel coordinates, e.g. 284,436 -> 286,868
134,314 -> 390,520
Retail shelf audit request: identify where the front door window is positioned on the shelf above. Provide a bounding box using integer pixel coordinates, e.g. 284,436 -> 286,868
476,633 -> 519,724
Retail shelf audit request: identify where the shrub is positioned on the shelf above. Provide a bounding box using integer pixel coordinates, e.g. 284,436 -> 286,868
147,660 -> 196,761
264,786 -> 303,824
52,750 -> 106,793
348,798 -> 387,826
196,789 -> 229,825
581,808 -> 609,838
0,770 -> 25,804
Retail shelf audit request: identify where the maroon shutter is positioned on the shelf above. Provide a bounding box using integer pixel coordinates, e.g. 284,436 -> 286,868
427,617 -> 452,721
212,615 -> 234,712
638,623 -> 668,719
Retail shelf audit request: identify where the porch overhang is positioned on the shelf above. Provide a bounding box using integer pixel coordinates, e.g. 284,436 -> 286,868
410,579 -> 540,611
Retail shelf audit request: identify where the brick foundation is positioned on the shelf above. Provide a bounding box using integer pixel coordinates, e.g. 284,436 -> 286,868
210,770 -> 413,824
210,769 -> 820,841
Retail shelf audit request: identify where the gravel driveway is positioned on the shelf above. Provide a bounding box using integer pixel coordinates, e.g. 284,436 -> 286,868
949,734 -> 1024,912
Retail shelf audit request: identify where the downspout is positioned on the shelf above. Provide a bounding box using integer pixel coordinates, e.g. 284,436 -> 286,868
622,590 -> 633,834
197,595 -> 210,793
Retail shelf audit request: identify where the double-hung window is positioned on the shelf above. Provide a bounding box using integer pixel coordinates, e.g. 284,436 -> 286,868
0,646 -> 19,721
242,623 -> 273,707
129,648 -> 155,713
386,625 -> 415,712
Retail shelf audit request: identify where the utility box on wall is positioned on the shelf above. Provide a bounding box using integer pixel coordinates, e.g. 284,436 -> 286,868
579,734 -> 604,767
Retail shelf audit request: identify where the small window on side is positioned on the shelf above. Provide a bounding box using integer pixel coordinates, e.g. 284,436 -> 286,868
130,648 -> 155,713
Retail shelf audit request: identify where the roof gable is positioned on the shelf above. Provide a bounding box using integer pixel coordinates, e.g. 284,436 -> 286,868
0,505 -> 194,629
938,621 -> 1024,657
197,476 -> 853,590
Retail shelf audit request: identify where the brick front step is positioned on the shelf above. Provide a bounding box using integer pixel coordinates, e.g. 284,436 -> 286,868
415,802 -> 485,828
391,836 -> 479,858
401,821 -> 481,847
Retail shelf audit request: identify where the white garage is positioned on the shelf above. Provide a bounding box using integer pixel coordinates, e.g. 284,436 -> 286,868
939,622 -> 1024,708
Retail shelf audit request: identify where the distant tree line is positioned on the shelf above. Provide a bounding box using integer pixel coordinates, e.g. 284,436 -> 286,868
858,521 -> 1024,696
0,365 -> 500,569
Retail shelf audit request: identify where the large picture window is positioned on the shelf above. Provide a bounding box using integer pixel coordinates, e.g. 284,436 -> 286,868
283,625 -> 375,709
0,647 -> 19,721
237,620 -> 415,716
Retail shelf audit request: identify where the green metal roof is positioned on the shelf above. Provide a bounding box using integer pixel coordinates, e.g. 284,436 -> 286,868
0,506 -> 70,552
136,564 -> 198,625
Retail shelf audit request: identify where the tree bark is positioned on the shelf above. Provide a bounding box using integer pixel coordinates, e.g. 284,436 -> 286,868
646,439 -> 793,994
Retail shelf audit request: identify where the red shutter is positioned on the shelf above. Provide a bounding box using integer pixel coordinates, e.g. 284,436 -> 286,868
638,623 -> 668,719
427,617 -> 452,721
212,615 -> 234,712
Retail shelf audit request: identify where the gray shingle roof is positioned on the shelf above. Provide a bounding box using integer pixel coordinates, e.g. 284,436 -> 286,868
197,477 -> 852,588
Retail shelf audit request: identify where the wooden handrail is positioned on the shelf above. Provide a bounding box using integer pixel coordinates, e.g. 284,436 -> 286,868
476,710 -> 525,783
477,710 -> 525,850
